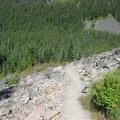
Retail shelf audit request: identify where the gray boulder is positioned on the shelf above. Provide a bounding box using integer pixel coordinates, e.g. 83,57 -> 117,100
96,60 -> 107,68
115,48 -> 120,55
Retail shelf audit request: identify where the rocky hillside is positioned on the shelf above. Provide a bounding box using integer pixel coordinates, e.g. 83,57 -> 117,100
85,16 -> 120,34
0,47 -> 120,120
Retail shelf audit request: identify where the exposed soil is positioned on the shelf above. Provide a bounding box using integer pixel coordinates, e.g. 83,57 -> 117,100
60,64 -> 92,120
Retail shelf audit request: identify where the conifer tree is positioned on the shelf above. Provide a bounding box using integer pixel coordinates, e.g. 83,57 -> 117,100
67,42 -> 74,61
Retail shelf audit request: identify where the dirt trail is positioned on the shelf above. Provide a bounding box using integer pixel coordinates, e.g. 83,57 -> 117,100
60,64 -> 92,120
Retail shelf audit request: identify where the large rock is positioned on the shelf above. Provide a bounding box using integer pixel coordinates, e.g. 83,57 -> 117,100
94,17 -> 120,34
85,16 -> 120,34
24,107 -> 45,120
115,49 -> 120,55
115,57 -> 120,62
53,66 -> 63,73
96,60 -> 107,68
44,109 -> 60,120
82,58 -> 91,65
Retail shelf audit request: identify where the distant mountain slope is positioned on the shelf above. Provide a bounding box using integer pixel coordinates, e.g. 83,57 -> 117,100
0,0 -> 120,75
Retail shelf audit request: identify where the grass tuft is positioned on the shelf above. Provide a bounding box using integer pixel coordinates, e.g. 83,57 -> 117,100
7,77 -> 19,86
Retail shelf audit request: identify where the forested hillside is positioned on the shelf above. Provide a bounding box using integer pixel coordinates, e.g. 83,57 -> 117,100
0,0 -> 120,75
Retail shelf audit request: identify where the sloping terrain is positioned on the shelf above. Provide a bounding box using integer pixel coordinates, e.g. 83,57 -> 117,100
0,0 -> 120,75
0,1 -> 120,119
0,48 -> 120,120
60,65 -> 92,120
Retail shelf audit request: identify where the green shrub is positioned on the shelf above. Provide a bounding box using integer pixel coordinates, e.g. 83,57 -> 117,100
7,77 -> 19,86
109,108 -> 120,120
92,69 -> 120,117
80,93 -> 93,110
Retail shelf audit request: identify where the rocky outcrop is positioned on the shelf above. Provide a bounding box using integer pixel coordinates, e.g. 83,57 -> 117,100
85,16 -> 120,35
0,66 -> 67,120
0,47 -> 120,120
75,48 -> 120,93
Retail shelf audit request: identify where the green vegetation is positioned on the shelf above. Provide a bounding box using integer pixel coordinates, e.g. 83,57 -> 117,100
7,77 -> 19,86
93,69 -> 120,119
0,0 -> 120,75
80,76 -> 84,81
22,61 -> 66,75
80,93 -> 92,110
91,19 -> 97,28
80,68 -> 120,120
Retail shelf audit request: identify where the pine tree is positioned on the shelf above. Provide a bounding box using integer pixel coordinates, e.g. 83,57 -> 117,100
67,42 -> 74,61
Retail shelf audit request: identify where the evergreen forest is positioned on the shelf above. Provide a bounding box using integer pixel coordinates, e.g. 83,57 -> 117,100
0,0 -> 120,75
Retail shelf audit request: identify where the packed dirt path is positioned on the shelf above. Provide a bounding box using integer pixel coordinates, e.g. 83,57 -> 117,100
60,64 -> 92,120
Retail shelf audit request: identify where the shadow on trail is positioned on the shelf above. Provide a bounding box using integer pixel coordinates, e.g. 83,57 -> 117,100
0,86 -> 15,100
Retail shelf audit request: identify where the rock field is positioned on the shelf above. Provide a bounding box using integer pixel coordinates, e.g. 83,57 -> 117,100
0,47 -> 120,120
85,16 -> 120,35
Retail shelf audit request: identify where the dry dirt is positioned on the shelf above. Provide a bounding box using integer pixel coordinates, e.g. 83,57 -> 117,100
60,64 -> 92,120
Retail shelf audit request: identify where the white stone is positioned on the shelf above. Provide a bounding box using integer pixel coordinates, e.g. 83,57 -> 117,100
115,57 -> 120,62
0,108 -> 9,116
53,66 -> 63,73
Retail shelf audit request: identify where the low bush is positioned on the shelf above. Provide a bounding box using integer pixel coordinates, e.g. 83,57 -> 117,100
109,108 -> 120,120
92,68 -> 120,118
7,77 -> 19,86
80,68 -> 120,120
